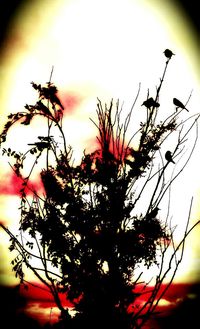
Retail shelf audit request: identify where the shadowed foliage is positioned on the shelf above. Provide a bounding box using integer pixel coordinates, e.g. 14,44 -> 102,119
0,285 -> 41,329
0,52 -> 200,328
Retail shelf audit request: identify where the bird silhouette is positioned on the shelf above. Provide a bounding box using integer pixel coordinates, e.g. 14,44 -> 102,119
164,49 -> 175,59
146,207 -> 160,219
142,97 -> 160,109
165,150 -> 175,164
173,98 -> 189,112
28,142 -> 51,151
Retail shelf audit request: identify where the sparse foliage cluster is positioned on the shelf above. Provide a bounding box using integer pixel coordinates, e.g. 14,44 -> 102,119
0,53 -> 199,329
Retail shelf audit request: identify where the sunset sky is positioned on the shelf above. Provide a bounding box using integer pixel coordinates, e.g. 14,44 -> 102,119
0,0 -> 199,326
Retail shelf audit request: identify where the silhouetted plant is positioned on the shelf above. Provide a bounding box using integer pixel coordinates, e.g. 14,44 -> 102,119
0,284 -> 41,329
0,53 -> 200,328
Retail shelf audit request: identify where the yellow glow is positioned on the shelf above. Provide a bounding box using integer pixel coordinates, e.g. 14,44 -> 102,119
0,0 -> 199,287
155,298 -> 171,307
0,196 -> 21,285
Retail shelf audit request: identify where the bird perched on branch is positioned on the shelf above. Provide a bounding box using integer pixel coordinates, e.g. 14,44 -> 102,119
165,150 -> 175,164
28,141 -> 51,151
146,207 -> 160,219
173,98 -> 189,112
142,97 -> 160,109
164,49 -> 175,59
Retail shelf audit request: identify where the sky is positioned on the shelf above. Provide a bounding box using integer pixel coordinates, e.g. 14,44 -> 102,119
0,0 -> 199,327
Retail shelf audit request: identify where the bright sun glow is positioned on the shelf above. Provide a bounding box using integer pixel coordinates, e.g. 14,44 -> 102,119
0,0 -> 200,290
